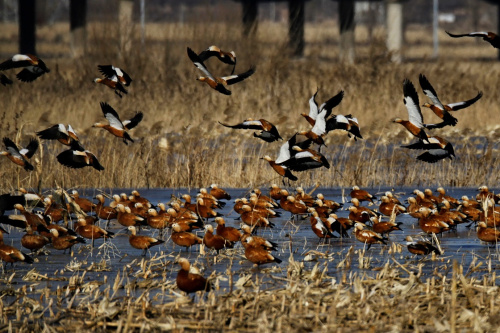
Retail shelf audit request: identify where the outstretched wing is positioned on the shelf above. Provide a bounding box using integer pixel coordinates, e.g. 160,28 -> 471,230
219,119 -> 263,130
416,150 -> 451,163
187,47 -> 216,81
123,112 -> 143,130
403,79 -> 424,127
100,102 -> 125,130
21,138 -> 39,158
446,31 -> 489,38
223,67 -> 255,85
419,74 -> 445,110
308,89 -> 319,120
446,91 -> 483,111
319,90 -> 344,118
98,65 -> 117,79
0,74 -> 12,86
16,68 -> 43,82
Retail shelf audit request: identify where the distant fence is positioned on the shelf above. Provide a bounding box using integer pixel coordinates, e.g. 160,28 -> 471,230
2,0 -> 498,29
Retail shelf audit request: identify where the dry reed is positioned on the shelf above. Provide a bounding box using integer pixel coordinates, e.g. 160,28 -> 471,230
1,21 -> 500,190
1,248 -> 499,332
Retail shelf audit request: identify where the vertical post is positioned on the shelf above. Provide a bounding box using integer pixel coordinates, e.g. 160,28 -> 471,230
432,0 -> 438,58
497,4 -> 500,60
70,0 -> 87,57
119,0 -> 134,57
339,0 -> 355,64
386,0 -> 403,63
19,0 -> 36,54
179,4 -> 186,25
140,0 -> 145,45
288,0 -> 305,57
242,0 -> 258,37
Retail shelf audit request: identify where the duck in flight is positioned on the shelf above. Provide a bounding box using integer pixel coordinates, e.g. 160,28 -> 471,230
56,141 -> 104,171
0,54 -> 50,82
419,74 -> 482,129
446,31 -> 500,49
187,47 -> 255,95
93,102 -> 143,145
393,79 -> 429,143
219,118 -> 282,142
98,65 -> 132,87
401,135 -> 455,163
0,137 -> 38,171
198,45 -> 237,75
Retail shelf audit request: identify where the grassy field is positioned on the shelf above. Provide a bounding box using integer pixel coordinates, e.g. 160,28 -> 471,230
1,20 -> 500,190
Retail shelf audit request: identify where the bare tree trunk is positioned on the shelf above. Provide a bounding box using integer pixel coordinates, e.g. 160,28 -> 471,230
339,0 -> 355,63
242,0 -> 258,37
289,0 -> 305,57
386,0 -> 403,63
19,0 -> 36,54
70,0 -> 87,57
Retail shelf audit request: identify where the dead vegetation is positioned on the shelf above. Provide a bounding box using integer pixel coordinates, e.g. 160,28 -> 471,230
1,21 -> 500,190
1,251 -> 499,332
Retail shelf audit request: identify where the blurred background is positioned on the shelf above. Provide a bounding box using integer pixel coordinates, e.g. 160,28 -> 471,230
2,0 -> 500,61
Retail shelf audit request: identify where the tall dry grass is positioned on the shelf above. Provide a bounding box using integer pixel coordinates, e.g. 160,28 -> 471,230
1,20 -> 500,190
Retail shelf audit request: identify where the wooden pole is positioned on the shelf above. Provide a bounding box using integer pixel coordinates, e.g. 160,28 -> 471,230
288,0 -> 305,57
339,0 -> 355,63
386,0 -> 404,63
19,0 -> 36,54
70,0 -> 87,57
242,0 -> 258,37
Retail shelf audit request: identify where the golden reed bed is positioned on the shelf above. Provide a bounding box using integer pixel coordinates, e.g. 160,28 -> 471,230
2,254 -> 500,332
1,21 -> 500,190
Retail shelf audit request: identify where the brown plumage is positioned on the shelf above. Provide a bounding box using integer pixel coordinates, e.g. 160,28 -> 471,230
21,225 -> 50,253
127,226 -> 164,256
269,184 -> 285,201
203,224 -> 232,252
370,216 -> 402,236
14,203 -> 47,231
310,210 -> 336,240
477,222 -> 500,244
405,236 -> 441,255
0,227 -> 34,267
417,207 -> 450,235
171,223 -> 203,249
49,229 -> 86,253
378,196 -> 406,216
210,184 -> 231,200
280,195 -> 308,216
71,190 -> 96,213
130,190 -> 152,208
244,237 -> 282,265
215,217 -> 241,243
95,194 -> 118,221
350,186 -> 376,204
187,47 -> 254,96
146,208 -> 171,231
240,205 -> 273,228
43,197 -> 65,223
240,224 -> 278,251
353,222 -> 386,249
116,204 -> 145,227
176,258 -> 211,294
75,217 -> 114,244
436,187 -> 460,207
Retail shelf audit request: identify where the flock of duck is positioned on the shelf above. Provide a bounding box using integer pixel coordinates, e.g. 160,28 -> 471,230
0,183 -> 500,294
0,29 -> 500,294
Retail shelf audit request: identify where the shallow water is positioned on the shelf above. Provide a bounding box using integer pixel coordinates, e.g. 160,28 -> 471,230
1,186 -> 499,304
